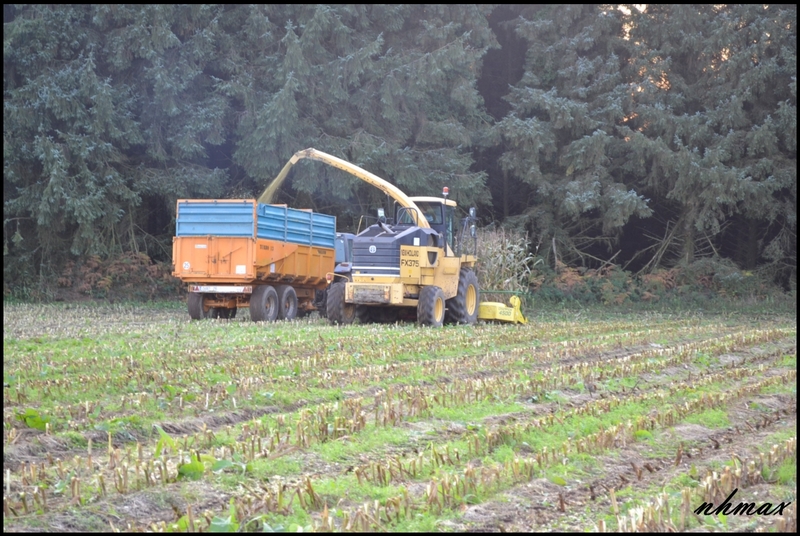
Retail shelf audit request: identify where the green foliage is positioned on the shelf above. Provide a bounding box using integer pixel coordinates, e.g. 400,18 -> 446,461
54,252 -> 183,300
682,408 -> 730,429
491,4 -> 795,288
494,5 -> 653,266
154,425 -> 176,457
4,4 -> 497,297
523,255 -> 790,309
3,4 -> 795,298
16,408 -> 51,430
774,457 -> 796,486
208,500 -> 240,532
227,5 -> 496,228
4,4 -> 228,295
177,457 -> 206,481
622,5 -> 796,278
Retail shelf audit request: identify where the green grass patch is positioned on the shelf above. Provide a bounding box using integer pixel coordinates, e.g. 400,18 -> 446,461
760,382 -> 797,395
777,353 -> 796,367
765,428 -> 798,445
312,425 -> 411,462
428,399 -> 525,422
312,475 -> 404,504
681,408 -> 730,428
774,457 -> 796,486
248,457 -> 304,479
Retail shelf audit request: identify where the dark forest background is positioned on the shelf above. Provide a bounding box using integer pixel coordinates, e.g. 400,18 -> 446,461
3,4 -> 796,299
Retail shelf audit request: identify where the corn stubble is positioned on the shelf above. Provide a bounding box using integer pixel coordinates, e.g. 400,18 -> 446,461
2,303 -> 795,532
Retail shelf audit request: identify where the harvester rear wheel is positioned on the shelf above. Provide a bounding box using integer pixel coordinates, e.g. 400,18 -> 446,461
276,285 -> 298,321
327,282 -> 355,325
418,286 -> 446,327
250,285 -> 279,322
445,268 -> 479,325
188,293 -> 207,320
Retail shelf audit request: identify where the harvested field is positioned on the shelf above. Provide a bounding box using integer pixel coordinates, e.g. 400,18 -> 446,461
3,302 -> 796,532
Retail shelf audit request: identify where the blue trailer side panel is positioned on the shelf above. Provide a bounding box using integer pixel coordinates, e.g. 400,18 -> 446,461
176,201 -> 255,237
310,212 -> 336,247
177,200 -> 335,249
255,204 -> 335,248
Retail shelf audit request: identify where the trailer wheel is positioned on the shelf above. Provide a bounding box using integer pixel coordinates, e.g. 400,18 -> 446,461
250,285 -> 279,322
276,285 -> 298,321
445,268 -> 480,325
188,293 -> 207,320
418,286 -> 446,327
326,282 -> 355,325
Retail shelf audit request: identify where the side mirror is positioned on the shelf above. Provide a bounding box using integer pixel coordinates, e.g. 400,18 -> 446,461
470,224 -> 477,238
377,207 -> 386,223
469,207 -> 476,218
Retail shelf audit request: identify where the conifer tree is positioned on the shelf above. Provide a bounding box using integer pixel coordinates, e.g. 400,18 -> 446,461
621,4 -> 795,281
4,4 -> 229,282
493,5 -> 652,266
230,5 -> 496,225
4,4 -> 496,292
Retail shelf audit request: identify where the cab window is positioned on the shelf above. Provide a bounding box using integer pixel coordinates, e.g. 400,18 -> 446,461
445,205 -> 454,250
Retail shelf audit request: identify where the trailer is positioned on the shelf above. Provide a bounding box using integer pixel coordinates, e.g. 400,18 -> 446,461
172,199 -> 336,321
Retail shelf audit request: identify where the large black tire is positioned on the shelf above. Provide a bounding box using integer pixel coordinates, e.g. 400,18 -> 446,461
188,293 -> 207,320
445,268 -> 480,325
326,282 -> 355,325
250,285 -> 279,322
276,285 -> 298,321
418,286 -> 446,327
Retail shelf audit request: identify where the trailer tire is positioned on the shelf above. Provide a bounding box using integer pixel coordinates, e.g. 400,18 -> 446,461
327,282 -> 355,325
188,293 -> 207,320
418,286 -> 446,327
250,285 -> 279,322
445,268 -> 479,325
276,285 -> 298,321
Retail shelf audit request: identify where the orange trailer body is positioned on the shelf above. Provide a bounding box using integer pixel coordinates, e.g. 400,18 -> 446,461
172,236 -> 334,287
171,199 -> 336,320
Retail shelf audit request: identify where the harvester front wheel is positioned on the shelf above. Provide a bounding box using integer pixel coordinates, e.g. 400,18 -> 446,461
327,282 -> 355,325
445,268 -> 480,325
250,285 -> 279,322
276,285 -> 298,321
418,286 -> 446,327
188,293 -> 207,320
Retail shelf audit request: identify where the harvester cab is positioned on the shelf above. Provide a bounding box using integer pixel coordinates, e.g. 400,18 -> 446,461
395,191 -> 477,259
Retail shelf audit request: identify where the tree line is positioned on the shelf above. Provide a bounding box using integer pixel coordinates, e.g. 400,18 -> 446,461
3,4 -> 796,295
